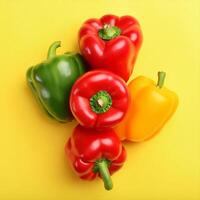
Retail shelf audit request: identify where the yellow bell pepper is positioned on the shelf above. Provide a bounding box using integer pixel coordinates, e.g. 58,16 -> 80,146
115,71 -> 178,142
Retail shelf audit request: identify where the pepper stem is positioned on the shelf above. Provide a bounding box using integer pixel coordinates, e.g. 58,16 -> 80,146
157,71 -> 166,88
90,90 -> 112,114
98,24 -> 121,40
96,159 -> 113,190
97,98 -> 104,107
47,41 -> 61,59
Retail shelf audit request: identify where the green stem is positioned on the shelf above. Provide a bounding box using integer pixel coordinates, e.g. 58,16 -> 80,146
47,41 -> 61,59
96,159 -> 113,190
90,90 -> 112,114
98,24 -> 121,40
157,71 -> 166,88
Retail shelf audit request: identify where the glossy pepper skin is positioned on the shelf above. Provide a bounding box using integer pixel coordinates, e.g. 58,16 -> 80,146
78,14 -> 143,82
66,125 -> 126,190
26,41 -> 87,122
115,72 -> 179,142
70,70 -> 129,130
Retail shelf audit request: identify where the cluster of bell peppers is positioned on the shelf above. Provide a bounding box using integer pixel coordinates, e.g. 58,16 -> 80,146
26,14 -> 178,191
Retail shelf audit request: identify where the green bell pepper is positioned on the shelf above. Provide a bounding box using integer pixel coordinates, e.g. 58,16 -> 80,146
26,41 -> 87,122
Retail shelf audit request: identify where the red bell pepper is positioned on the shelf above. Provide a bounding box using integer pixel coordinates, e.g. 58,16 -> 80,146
78,14 -> 143,82
65,125 -> 126,190
70,70 -> 129,130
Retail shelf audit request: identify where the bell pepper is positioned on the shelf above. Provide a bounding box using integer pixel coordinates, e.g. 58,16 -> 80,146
115,71 -> 179,142
26,41 -> 87,122
70,70 -> 129,129
65,124 -> 126,190
78,14 -> 143,82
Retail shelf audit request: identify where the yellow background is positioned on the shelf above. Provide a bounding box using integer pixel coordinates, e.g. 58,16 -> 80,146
0,0 -> 200,199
